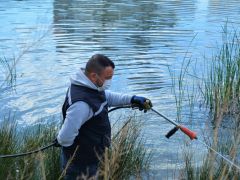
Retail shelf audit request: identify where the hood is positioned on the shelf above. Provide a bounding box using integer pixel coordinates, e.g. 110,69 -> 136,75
70,68 -> 98,90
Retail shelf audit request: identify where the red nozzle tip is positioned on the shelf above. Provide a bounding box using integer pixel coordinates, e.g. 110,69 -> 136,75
179,126 -> 197,140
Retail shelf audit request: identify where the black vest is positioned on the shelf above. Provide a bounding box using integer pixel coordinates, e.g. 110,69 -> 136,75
62,84 -> 111,164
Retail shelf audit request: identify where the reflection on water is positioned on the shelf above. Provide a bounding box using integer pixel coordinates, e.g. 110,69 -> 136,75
52,0 -> 197,96
1,0 -> 240,178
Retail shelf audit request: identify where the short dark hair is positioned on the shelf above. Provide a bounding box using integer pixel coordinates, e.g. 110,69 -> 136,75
85,54 -> 115,75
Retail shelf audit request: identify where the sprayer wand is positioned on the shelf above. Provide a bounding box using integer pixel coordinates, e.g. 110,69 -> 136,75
151,108 -> 197,140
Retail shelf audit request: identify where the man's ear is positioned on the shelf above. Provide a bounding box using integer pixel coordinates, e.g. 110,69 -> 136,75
88,72 -> 98,83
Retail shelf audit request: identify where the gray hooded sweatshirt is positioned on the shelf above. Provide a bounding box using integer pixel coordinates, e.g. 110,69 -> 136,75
57,68 -> 132,147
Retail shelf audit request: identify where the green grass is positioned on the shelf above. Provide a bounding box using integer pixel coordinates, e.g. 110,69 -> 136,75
204,25 -> 240,117
0,117 -> 61,179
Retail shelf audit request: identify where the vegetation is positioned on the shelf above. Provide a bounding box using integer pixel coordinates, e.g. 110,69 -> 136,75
200,25 -> 240,180
0,116 -> 151,179
0,56 -> 16,90
0,118 -> 61,180
98,118 -> 151,179
172,25 -> 240,179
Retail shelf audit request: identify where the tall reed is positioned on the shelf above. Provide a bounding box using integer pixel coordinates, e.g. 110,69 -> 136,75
98,118 -> 151,180
177,24 -> 240,179
204,25 -> 240,117
0,25 -> 51,91
0,56 -> 16,90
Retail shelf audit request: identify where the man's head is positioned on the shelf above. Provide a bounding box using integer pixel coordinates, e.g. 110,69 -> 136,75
85,54 -> 115,90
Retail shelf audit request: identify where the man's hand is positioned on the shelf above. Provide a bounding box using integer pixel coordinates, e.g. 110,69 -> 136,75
131,95 -> 153,112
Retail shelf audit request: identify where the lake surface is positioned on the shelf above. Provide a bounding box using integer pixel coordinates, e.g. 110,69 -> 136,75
0,0 -> 240,178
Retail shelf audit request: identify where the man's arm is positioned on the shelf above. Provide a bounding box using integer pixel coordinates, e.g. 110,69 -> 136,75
105,90 -> 132,107
57,102 -> 93,147
105,90 -> 153,113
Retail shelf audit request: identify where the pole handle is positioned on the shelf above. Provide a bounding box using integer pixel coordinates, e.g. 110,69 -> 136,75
179,126 -> 197,140
165,126 -> 179,138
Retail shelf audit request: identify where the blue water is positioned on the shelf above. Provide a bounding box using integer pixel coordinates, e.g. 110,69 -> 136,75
0,0 -> 240,178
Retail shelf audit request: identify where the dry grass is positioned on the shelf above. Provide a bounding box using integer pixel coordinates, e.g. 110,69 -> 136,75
98,117 -> 151,180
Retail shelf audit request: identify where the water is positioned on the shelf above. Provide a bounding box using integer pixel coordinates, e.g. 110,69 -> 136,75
0,0 -> 240,178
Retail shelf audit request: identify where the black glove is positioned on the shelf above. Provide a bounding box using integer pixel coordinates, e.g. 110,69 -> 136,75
131,95 -> 153,113
53,138 -> 61,147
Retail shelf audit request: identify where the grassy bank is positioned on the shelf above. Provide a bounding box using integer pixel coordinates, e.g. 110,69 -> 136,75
0,116 -> 151,179
0,117 -> 61,179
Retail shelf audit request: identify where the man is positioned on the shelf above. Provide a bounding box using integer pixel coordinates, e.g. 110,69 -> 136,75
56,54 -> 152,179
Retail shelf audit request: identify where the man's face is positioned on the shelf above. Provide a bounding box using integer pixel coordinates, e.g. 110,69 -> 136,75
94,66 -> 114,87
